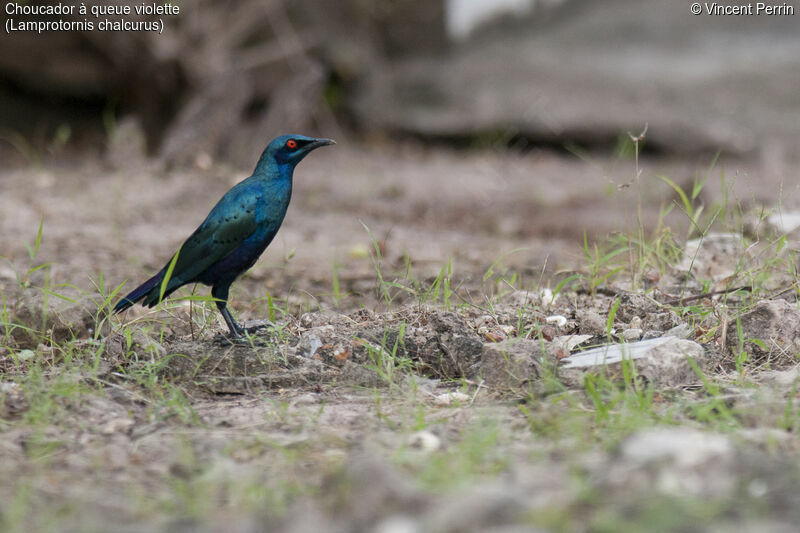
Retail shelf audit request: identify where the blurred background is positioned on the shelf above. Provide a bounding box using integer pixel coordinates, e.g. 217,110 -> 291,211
3,0 -> 799,162
2,0 -> 800,298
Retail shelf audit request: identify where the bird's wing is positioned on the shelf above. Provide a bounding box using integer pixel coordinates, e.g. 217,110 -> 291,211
162,187 -> 259,289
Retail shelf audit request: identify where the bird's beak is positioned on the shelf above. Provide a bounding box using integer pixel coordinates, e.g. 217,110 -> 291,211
309,138 -> 336,149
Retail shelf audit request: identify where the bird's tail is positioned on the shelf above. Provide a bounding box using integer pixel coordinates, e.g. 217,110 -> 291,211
113,269 -> 166,313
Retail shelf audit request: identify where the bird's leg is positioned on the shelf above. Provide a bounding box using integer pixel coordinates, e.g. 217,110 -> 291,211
213,285 -> 244,339
219,305 -> 245,338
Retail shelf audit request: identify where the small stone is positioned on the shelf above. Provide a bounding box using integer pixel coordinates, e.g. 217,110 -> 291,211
622,328 -> 642,341
664,323 -> 693,339
291,393 -> 320,406
17,349 -> 35,361
408,431 -> 441,452
725,299 -> 800,366
433,391 -> 471,406
11,292 -> 97,348
756,366 -> 800,389
0,381 -> 28,418
101,418 -> 135,435
577,310 -> 606,335
766,211 -> 800,234
425,312 -> 484,378
480,339 -> 541,391
540,325 -> 556,341
299,312 -> 315,328
545,315 -> 567,327
676,232 -> 747,281
553,334 -> 592,351
194,152 -> 213,170
498,325 -> 515,336
131,330 -> 167,358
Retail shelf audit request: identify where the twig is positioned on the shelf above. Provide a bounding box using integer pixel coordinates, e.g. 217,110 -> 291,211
663,285 -> 751,306
469,379 -> 485,405
768,283 -> 799,300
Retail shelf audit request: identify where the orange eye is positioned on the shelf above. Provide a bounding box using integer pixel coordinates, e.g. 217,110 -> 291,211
286,139 -> 297,149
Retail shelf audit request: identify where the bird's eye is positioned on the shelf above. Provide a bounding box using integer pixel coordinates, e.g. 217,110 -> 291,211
286,139 -> 297,149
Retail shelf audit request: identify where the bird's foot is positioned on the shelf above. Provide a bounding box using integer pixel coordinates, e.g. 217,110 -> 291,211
242,319 -> 277,335
213,332 -> 269,347
213,333 -> 241,346
215,308 -> 277,345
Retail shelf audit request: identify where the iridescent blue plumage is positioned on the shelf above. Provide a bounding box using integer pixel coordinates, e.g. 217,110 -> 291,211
114,134 -> 335,338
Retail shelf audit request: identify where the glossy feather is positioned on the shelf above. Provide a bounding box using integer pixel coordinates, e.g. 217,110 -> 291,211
114,134 -> 334,337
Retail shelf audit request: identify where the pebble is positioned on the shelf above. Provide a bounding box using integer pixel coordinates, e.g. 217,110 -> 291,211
622,328 -> 643,341
433,391 -> 471,406
408,431 -> 441,452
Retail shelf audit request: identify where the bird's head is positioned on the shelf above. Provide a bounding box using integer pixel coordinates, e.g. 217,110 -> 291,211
264,134 -> 336,168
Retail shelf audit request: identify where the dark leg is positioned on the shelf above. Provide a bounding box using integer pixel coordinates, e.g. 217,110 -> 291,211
212,285 -> 243,338
220,306 -> 245,338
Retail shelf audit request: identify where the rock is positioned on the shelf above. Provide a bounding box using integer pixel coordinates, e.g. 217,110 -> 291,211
577,310 -> 606,336
422,312 -> 484,379
10,292 -> 97,348
100,417 -> 135,435
621,328 -> 642,341
338,360 -> 384,388
552,335 -> 593,352
766,210 -> 800,235
432,391 -> 471,406
299,325 -> 336,359
159,340 -> 329,391
725,299 -> 800,367
480,339 -> 542,391
614,292 -> 660,323
755,365 -> 800,390
643,311 -> 681,332
0,381 -> 28,418
676,233 -> 749,282
560,337 -> 706,388
663,323 -> 693,339
614,428 -> 735,498
299,312 -> 332,329
355,311 -> 482,379
106,330 -> 167,360
608,291 -> 681,332
407,430 -> 441,452
290,393 -> 322,407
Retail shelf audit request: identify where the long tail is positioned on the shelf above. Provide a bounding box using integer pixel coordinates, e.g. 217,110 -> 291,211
113,269 -> 166,313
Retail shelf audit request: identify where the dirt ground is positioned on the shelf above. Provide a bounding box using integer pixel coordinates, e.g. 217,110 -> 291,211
3,142 -> 800,532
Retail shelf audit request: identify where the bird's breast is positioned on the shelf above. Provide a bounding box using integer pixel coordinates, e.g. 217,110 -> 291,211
247,183 -> 291,243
